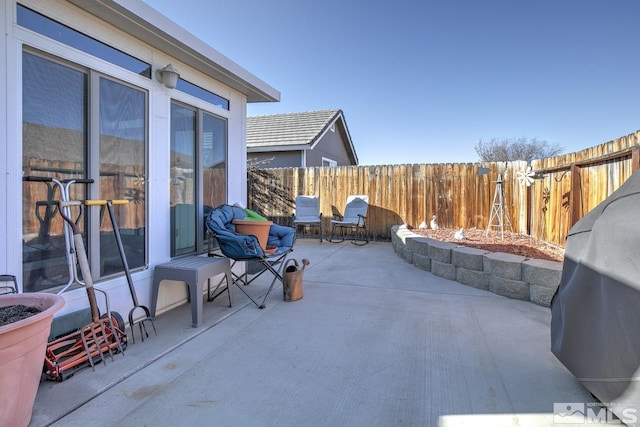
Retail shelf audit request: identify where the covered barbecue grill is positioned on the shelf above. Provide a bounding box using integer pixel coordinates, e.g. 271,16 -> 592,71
551,170 -> 640,423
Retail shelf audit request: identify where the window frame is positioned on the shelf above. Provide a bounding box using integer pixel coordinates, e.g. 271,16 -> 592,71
169,99 -> 228,257
17,4 -> 152,78
20,46 -> 150,292
322,157 -> 338,167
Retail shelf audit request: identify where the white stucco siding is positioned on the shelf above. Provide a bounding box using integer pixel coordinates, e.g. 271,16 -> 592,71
228,98 -> 248,205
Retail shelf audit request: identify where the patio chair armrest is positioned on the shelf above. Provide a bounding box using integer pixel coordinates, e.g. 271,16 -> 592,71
268,223 -> 296,248
215,232 -> 265,259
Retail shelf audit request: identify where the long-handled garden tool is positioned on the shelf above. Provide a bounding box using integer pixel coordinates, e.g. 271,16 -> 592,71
24,177 -> 128,381
43,198 -> 127,381
44,286 -> 127,381
23,176 -> 94,294
85,199 -> 156,343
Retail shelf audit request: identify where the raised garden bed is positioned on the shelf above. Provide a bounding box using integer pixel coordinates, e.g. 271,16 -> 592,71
392,225 -> 563,307
412,227 -> 564,262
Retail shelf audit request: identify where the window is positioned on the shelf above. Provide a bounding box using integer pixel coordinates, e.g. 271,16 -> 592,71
176,78 -> 229,110
98,78 -> 147,276
170,102 -> 227,257
322,157 -> 338,167
22,51 -> 147,292
17,4 -> 151,78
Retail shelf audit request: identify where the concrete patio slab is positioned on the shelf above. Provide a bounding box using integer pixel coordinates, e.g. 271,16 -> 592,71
31,240 -> 591,427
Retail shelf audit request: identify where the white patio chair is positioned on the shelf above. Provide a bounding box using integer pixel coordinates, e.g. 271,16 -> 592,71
292,195 -> 323,242
328,195 -> 369,245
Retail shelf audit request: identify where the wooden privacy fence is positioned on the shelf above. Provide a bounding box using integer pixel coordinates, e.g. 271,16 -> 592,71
248,161 -> 530,242
249,130 -> 640,248
531,130 -> 640,246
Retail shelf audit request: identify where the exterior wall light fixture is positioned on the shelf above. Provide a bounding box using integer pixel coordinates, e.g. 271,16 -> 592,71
157,64 -> 180,89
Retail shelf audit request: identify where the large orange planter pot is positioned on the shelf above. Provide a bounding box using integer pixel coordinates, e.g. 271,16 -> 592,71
232,219 -> 273,251
0,293 -> 65,427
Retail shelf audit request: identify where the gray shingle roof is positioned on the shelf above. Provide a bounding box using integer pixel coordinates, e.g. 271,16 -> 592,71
247,109 -> 341,149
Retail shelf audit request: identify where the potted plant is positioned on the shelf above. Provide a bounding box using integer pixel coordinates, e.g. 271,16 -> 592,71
0,293 -> 65,427
232,218 -> 273,251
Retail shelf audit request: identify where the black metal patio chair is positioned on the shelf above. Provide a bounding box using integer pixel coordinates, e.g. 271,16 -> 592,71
328,195 -> 369,245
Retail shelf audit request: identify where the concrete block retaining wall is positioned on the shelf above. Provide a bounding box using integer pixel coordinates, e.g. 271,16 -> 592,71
391,224 -> 562,307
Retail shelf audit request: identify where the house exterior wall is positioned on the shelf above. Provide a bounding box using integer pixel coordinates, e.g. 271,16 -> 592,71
0,0 -> 267,318
250,151 -> 303,168
306,126 -> 354,167
249,125 -> 354,169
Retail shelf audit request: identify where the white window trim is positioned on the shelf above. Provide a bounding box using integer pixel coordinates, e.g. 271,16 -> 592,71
322,157 -> 337,167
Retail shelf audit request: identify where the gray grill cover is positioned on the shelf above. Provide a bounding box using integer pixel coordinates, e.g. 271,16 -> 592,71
551,169 -> 640,422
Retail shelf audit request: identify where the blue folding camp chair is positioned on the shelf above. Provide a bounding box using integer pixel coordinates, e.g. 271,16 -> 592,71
205,205 -> 296,309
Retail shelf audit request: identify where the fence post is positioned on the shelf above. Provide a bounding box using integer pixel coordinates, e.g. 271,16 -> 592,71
569,164 -> 582,229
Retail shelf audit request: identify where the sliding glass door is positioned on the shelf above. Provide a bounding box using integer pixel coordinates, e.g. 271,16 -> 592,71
170,102 -> 226,257
22,51 -> 147,292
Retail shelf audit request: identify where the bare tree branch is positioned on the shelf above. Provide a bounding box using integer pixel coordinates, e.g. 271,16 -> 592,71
475,137 -> 564,162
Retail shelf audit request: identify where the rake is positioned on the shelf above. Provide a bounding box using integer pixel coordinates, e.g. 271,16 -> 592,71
44,199 -> 127,381
85,199 -> 156,343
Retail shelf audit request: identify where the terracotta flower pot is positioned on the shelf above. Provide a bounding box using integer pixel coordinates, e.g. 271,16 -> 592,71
0,293 -> 65,427
232,219 -> 273,251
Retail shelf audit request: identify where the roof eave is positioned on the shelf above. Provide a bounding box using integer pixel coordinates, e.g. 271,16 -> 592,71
67,0 -> 280,103
337,112 -> 358,164
309,111 -> 358,164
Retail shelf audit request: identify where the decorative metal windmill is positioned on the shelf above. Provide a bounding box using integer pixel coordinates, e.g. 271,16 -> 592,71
516,166 -> 536,187
485,174 -> 512,239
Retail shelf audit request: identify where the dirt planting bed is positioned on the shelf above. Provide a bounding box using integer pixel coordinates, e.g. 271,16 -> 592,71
412,227 -> 565,263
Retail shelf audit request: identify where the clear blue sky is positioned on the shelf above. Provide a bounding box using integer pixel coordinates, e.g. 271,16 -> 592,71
144,0 -> 640,166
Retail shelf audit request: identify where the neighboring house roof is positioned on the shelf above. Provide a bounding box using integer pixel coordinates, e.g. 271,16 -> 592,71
67,0 -> 279,103
246,109 -> 358,163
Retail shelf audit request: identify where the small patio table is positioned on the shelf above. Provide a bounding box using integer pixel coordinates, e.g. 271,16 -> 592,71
150,255 -> 232,327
